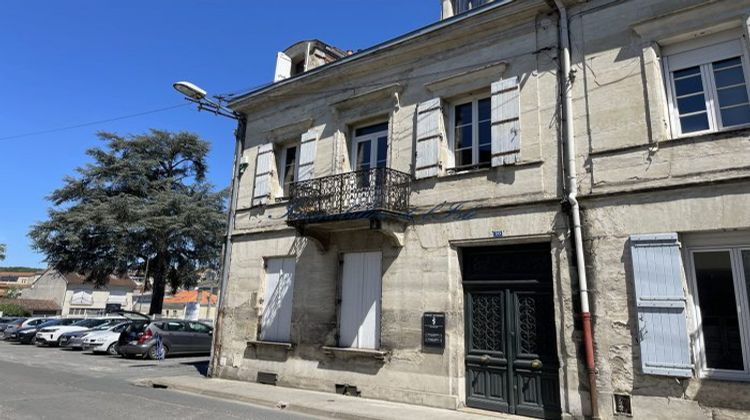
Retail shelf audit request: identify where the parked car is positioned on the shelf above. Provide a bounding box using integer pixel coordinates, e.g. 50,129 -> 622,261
0,317 -> 24,336
16,318 -> 82,344
60,319 -> 126,349
36,317 -> 123,347
4,317 -> 56,341
118,319 -> 213,359
82,321 -> 132,355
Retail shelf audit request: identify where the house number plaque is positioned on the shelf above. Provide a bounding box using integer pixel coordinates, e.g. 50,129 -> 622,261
422,312 -> 446,349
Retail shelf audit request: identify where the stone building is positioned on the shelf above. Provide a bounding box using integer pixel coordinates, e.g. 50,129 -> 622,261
210,0 -> 750,419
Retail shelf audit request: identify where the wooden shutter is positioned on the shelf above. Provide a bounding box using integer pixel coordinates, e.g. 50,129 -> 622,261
340,252 -> 382,349
415,98 -> 443,179
251,143 -> 274,206
274,52 -> 292,82
297,129 -> 318,181
629,233 -> 692,377
260,257 -> 295,342
491,76 -> 520,166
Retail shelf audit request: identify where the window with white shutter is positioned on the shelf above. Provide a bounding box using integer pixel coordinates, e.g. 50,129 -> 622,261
297,128 -> 318,181
491,76 -> 520,166
274,52 -> 292,82
260,257 -> 296,343
629,233 -> 692,377
252,143 -> 274,206
339,251 -> 382,349
415,99 -> 443,178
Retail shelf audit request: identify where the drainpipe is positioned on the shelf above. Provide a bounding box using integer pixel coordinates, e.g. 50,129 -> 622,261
553,1 -> 599,418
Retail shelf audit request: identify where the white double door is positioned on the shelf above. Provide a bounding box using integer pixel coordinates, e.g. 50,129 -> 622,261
260,257 -> 296,342
340,251 -> 382,349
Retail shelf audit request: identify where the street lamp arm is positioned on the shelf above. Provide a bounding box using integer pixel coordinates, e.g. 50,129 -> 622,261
184,97 -> 242,121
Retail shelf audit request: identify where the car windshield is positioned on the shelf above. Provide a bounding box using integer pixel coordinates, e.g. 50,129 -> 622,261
36,320 -> 60,328
73,319 -> 106,328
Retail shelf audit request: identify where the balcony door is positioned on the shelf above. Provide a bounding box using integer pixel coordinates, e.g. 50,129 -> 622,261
352,122 -> 388,172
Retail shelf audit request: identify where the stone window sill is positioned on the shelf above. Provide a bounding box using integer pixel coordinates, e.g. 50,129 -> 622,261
247,340 -> 294,351
321,346 -> 388,360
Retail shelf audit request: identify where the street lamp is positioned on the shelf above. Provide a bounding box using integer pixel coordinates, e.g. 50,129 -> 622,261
173,80 -> 246,377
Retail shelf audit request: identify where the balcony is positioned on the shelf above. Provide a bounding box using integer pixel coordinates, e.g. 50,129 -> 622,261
287,167 -> 412,229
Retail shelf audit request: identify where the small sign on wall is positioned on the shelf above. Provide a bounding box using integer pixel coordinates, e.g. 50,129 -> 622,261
423,312 -> 446,349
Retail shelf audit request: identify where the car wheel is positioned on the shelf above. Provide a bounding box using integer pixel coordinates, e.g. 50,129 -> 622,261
57,337 -> 65,347
106,343 -> 119,356
147,344 -> 168,360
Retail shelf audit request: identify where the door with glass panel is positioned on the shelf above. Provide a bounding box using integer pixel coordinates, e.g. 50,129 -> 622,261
689,247 -> 750,379
351,122 -> 388,207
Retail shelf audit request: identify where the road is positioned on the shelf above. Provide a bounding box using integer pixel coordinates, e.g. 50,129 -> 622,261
0,340 -> 316,420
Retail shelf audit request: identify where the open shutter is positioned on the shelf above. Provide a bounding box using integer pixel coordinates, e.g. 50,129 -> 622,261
629,233 -> 692,377
415,98 -> 443,179
252,143 -> 274,206
297,129 -> 318,181
260,257 -> 295,342
359,251 -> 382,349
274,52 -> 292,82
491,76 -> 520,166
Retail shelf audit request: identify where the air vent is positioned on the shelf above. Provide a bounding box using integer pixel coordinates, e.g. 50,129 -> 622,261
335,384 -> 360,397
613,394 -> 632,416
257,371 -> 278,386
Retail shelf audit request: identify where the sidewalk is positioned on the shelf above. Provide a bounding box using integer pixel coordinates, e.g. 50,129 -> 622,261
131,375 -> 526,420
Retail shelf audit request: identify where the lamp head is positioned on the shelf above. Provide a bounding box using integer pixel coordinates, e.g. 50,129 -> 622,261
173,81 -> 207,100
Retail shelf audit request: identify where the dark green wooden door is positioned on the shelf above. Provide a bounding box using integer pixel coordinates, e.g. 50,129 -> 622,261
463,244 -> 561,419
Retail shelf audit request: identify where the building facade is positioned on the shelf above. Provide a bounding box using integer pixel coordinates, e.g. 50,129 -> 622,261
212,1 -> 750,419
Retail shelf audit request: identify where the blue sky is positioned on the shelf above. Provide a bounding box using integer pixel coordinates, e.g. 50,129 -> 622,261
0,1 -> 437,267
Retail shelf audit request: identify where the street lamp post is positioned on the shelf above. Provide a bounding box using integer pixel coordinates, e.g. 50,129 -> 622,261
173,81 -> 246,377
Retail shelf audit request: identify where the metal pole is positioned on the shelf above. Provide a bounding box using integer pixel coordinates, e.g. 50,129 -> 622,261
208,115 -> 246,377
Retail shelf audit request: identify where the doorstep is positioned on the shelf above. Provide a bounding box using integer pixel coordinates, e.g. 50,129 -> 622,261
131,375 -> 525,420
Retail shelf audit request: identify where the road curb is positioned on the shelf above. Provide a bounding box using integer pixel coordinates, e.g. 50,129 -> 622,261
131,377 -> 384,420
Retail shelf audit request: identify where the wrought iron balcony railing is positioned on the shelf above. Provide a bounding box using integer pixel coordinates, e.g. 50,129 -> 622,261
287,167 -> 411,225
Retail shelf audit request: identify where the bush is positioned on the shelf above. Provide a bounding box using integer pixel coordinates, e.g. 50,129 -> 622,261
0,303 -> 30,317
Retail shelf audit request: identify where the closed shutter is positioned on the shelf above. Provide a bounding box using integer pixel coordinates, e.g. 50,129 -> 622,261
340,252 -> 382,349
629,233 -> 692,377
252,143 -> 274,206
415,98 -> 443,179
274,52 -> 292,82
297,129 -> 318,181
260,257 -> 296,342
491,77 -> 520,166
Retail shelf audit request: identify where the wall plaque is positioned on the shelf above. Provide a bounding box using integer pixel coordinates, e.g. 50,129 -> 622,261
423,312 -> 446,349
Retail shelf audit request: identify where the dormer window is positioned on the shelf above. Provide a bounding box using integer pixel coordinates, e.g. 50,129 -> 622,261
453,0 -> 490,15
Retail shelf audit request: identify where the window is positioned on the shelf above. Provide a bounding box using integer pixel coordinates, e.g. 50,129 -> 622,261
664,35 -> 750,136
453,0 -> 490,14
189,322 -> 212,334
163,321 -> 186,331
352,122 -> 388,171
687,245 -> 750,379
278,143 -> 299,197
339,251 -> 382,349
451,97 -> 491,169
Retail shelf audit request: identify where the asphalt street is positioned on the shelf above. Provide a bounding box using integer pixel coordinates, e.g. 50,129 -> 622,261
0,340 -> 316,420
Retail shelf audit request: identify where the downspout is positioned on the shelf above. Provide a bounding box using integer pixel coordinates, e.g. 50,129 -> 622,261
553,1 -> 599,418
208,114 -> 247,377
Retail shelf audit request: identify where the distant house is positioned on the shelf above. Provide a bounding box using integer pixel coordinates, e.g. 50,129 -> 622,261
0,270 -> 42,298
0,298 -> 60,316
162,290 -> 217,321
21,270 -> 138,317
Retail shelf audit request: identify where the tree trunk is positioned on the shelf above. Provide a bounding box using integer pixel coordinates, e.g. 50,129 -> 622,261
148,254 -> 168,315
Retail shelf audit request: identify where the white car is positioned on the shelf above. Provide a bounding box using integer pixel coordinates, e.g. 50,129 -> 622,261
82,321 -> 131,355
36,317 -> 124,347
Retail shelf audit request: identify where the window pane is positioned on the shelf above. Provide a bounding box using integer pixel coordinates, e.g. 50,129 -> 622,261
713,60 -> 745,88
478,143 -> 491,165
674,73 -> 704,97
455,124 -> 473,149
694,251 -> 744,371
354,122 -> 388,137
676,94 -> 707,114
478,98 -> 491,122
679,113 -> 710,133
714,57 -> 742,70
717,85 -> 749,108
455,103 -> 472,126
376,136 -> 388,168
455,148 -> 473,167
720,104 -> 750,127
478,121 -> 491,146
356,141 -> 371,171
673,66 -> 701,79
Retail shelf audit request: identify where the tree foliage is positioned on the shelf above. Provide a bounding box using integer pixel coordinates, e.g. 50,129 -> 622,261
29,130 -> 227,314
0,303 -> 29,317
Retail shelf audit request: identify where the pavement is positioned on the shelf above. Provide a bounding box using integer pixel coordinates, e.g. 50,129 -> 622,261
133,375 -> 526,420
0,340 -> 317,420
